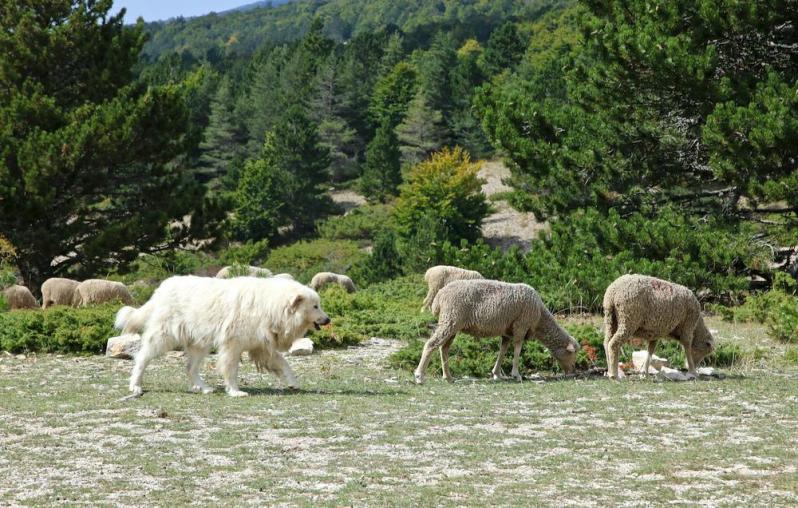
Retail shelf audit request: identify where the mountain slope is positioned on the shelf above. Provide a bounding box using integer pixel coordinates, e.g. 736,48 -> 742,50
142,0 -> 564,61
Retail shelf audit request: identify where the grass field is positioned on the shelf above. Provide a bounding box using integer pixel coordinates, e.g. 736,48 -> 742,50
1,320 -> 797,506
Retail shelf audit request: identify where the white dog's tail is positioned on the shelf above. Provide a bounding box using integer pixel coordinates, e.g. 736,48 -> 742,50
114,305 -> 151,334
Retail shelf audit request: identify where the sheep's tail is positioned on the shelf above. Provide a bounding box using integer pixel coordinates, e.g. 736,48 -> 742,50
114,304 -> 151,335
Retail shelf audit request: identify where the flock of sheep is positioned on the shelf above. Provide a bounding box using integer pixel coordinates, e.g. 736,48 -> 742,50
415,266 -> 715,383
3,262 -> 714,383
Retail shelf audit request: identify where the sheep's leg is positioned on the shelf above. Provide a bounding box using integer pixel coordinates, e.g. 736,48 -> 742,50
421,284 -> 438,311
439,336 -> 455,382
129,334 -> 168,396
679,336 -> 697,379
186,346 -> 213,394
414,322 -> 457,385
491,336 -> 512,380
604,326 -> 630,380
510,337 -> 524,381
643,340 -> 657,378
217,343 -> 248,397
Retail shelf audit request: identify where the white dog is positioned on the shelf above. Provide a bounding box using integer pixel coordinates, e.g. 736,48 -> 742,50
114,275 -> 330,397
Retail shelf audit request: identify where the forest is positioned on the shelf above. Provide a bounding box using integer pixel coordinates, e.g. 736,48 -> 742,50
1,0 -> 797,346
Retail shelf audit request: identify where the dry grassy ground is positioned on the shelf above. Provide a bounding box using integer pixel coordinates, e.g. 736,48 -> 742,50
1,322 -> 797,506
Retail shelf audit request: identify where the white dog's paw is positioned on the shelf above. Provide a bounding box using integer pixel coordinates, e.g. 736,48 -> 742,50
227,389 -> 249,397
129,385 -> 143,397
190,385 -> 214,394
413,372 -> 425,385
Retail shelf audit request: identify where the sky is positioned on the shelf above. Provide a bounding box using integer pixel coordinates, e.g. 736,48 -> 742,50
118,1 -> 250,23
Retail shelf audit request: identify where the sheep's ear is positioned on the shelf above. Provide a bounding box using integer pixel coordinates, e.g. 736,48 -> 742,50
290,294 -> 304,310
566,343 -> 576,353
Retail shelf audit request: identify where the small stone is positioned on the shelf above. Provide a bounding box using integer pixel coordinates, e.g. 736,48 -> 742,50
632,350 -> 669,372
105,334 -> 141,360
289,338 -> 314,356
15,354 -> 26,360
697,367 -> 725,379
657,366 -> 689,382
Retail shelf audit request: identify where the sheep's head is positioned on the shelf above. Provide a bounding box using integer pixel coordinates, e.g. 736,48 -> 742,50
554,337 -> 580,374
691,320 -> 716,366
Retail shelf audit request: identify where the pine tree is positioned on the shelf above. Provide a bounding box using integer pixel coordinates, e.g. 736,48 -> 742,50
369,61 -> 418,129
196,77 -> 246,188
231,133 -> 293,241
481,22 -> 526,76
360,120 -> 402,203
0,1 -> 222,291
395,91 -> 447,167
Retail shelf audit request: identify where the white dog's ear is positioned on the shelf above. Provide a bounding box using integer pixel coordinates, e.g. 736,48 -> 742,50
290,294 -> 304,311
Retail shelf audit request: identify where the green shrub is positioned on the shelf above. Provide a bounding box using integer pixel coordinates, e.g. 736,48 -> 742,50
317,204 -> 394,242
767,298 -> 798,343
349,230 -> 404,286
217,240 -> 270,266
440,207 -> 764,312
0,305 -> 117,354
784,347 -> 798,366
264,239 -> 366,283
0,294 -> 8,313
312,275 -> 430,347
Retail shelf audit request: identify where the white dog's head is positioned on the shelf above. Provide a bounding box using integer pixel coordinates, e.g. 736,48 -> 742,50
289,289 -> 330,334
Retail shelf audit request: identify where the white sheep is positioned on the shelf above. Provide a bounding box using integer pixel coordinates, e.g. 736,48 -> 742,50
41,277 -> 80,308
215,265 -> 273,279
273,273 -> 295,280
309,272 -> 356,293
414,279 -> 580,384
73,279 -> 134,307
603,274 -> 715,380
2,284 -> 37,310
421,265 -> 484,311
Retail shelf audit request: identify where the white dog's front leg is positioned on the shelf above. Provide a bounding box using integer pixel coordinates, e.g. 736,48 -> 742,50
218,344 -> 249,397
268,352 -> 299,389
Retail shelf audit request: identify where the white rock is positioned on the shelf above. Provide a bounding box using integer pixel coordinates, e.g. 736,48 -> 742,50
632,350 -> 669,372
617,364 -> 626,379
697,366 -> 725,379
105,334 -> 141,359
289,338 -> 314,356
657,366 -> 690,382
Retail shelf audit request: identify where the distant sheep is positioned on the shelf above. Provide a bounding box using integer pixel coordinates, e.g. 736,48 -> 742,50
215,265 -> 273,279
309,272 -> 356,293
2,285 -> 37,310
41,277 -> 80,308
414,279 -> 580,384
603,274 -> 715,380
73,280 -> 134,307
421,265 -> 483,311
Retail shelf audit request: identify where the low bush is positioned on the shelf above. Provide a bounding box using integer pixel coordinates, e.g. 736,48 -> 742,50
714,274 -> 798,343
317,204 -> 394,242
0,304 -> 117,354
264,239 -> 366,283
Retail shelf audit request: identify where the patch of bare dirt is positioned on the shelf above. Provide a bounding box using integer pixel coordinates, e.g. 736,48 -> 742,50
478,161 -> 547,251
329,189 -> 367,213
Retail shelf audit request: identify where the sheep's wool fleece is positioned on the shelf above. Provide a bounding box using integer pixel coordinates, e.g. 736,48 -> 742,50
432,279 -> 547,338
603,274 -> 701,336
309,272 -> 355,292
3,285 -> 37,309
41,278 -> 80,308
75,279 -> 133,306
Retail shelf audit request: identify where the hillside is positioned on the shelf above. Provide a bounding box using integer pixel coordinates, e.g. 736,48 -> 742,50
141,0 -> 564,60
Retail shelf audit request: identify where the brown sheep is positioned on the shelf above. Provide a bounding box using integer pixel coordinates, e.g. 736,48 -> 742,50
603,274 -> 715,380
41,277 -> 80,308
2,285 -> 37,310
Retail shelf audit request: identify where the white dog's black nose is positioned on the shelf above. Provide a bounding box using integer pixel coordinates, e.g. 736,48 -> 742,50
320,316 -> 331,326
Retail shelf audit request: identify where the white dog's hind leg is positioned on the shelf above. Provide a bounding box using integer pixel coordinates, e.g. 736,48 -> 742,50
129,336 -> 165,396
186,346 -> 213,394
267,352 -> 299,389
218,344 -> 248,397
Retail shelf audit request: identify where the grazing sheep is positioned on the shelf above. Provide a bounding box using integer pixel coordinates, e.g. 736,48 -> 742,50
73,279 -> 134,307
421,265 -> 483,311
215,265 -> 273,279
414,279 -> 580,384
309,272 -> 356,293
41,277 -> 80,308
2,285 -> 37,310
603,274 -> 715,380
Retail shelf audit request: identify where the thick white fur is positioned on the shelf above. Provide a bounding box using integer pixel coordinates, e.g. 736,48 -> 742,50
115,275 -> 329,397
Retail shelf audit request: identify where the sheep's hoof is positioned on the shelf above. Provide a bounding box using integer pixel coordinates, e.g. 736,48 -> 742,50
512,374 -> 522,382
413,372 -> 425,385
442,376 -> 454,383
